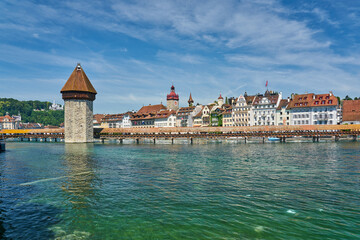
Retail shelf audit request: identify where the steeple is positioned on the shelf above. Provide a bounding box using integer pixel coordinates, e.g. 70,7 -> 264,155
188,93 -> 194,107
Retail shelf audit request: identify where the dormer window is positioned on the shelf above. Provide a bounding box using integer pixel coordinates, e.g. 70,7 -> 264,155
321,100 -> 325,104
319,96 -> 323,100
328,100 -> 332,104
326,96 -> 329,99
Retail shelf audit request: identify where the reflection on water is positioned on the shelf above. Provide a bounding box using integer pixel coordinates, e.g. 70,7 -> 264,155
62,144 -> 97,209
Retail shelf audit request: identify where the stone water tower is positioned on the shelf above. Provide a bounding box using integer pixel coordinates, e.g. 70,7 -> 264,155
61,63 -> 97,143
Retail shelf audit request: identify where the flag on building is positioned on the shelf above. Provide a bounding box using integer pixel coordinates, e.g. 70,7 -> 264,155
265,81 -> 268,87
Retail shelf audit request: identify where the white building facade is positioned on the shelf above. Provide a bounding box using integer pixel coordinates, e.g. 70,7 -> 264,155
288,93 -> 339,125
250,91 -> 282,126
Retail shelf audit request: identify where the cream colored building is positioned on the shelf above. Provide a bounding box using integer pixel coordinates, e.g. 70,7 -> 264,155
275,99 -> 291,125
154,110 -> 177,127
232,95 -> 254,126
222,107 -> 233,127
0,115 -> 19,130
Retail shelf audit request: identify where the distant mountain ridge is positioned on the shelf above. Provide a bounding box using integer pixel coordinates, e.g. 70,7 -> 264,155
0,98 -> 64,126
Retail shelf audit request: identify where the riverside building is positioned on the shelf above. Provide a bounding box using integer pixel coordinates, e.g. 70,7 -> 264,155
131,104 -> 166,128
341,100 -> 360,124
275,99 -> 291,125
287,92 -> 339,125
232,94 -> 255,127
154,110 -> 177,127
250,91 -> 282,126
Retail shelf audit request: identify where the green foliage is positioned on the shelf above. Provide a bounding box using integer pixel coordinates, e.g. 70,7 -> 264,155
343,95 -> 352,100
0,98 -> 64,126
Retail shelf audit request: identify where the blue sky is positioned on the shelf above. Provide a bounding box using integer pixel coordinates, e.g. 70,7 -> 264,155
1,0 -> 360,113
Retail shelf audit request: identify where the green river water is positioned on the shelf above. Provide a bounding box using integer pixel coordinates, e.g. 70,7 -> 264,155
0,142 -> 359,239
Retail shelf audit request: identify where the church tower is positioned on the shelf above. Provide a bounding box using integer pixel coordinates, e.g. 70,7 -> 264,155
218,94 -> 224,107
188,93 -> 194,107
166,85 -> 179,111
61,63 -> 97,143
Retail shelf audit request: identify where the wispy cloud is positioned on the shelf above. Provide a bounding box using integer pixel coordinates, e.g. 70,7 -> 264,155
1,0 -> 360,113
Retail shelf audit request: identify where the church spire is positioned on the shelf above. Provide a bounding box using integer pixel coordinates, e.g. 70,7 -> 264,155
188,93 -> 194,107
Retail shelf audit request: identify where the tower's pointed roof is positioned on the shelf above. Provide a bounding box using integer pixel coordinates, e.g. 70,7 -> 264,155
61,63 -> 97,94
188,93 -> 194,102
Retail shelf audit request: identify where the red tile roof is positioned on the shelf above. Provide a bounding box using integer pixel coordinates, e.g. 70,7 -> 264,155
194,106 -> 205,118
287,93 -> 338,109
177,106 -> 195,115
154,110 -> 176,119
342,100 -> 360,122
93,114 -> 105,124
253,94 -> 279,105
0,115 -> 14,121
276,99 -> 289,110
245,95 -> 256,105
167,85 -> 179,100
131,104 -> 167,121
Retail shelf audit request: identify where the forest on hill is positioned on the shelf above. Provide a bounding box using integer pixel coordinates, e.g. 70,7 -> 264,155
0,98 -> 64,126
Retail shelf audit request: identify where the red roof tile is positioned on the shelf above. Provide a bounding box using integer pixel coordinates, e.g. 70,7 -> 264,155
342,100 -> 360,122
276,99 -> 289,110
287,93 -> 338,109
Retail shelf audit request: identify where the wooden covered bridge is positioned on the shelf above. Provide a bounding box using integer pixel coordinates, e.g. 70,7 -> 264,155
0,124 -> 359,144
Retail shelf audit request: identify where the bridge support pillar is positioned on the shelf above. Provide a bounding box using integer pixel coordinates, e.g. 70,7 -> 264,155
101,138 -> 105,144
335,136 -> 340,142
353,135 -> 357,141
190,137 -> 193,144
44,138 -> 47,142
317,136 -> 319,142
55,138 -> 57,142
263,137 -> 265,143
35,138 -> 38,142
171,138 -> 174,144
120,139 -> 123,144
20,138 -> 23,142
244,137 -> 247,144
153,138 -> 156,144
136,138 -> 139,144
28,138 -> 30,142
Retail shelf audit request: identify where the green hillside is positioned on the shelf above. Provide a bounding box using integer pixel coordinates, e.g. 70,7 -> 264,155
0,98 -> 64,126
